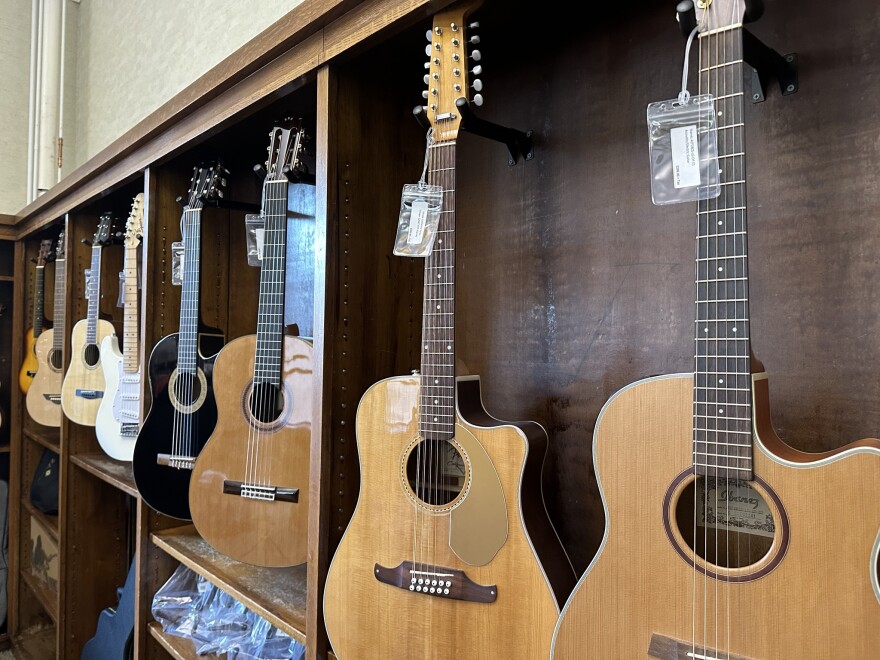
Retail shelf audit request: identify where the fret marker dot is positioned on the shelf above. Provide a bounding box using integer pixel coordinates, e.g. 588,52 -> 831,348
434,379 -> 439,384
719,379 -> 724,384
434,399 -> 439,404
438,239 -> 443,244
719,408 -> 724,414
437,274 -> 442,279
718,267 -> 723,271
424,344 -> 428,349
446,345 -> 451,350
433,417 -> 438,422
703,327 -> 708,333
732,327 -> 737,332
436,304 -> 440,309
718,220 -> 723,225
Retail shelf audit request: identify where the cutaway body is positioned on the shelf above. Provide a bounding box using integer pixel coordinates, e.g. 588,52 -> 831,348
132,333 -> 219,520
60,319 -> 116,426
324,374 -> 575,659
552,372 -> 880,659
18,327 -> 37,394
26,329 -> 63,427
96,335 -> 142,461
190,335 -> 313,567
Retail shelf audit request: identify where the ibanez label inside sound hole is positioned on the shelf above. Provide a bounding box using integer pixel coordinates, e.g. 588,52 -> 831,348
405,438 -> 467,507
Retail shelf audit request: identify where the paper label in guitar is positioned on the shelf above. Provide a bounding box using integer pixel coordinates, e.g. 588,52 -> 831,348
698,477 -> 775,538
670,125 -> 700,188
244,214 -> 265,266
394,183 -> 443,257
171,242 -> 184,286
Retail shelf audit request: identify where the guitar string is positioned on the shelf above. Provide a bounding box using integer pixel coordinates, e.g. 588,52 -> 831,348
170,209 -> 185,464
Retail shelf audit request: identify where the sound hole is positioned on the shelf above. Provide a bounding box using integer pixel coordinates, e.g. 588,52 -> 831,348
406,439 -> 466,507
49,349 -> 62,369
674,476 -> 775,569
83,343 -> 100,367
173,372 -> 203,406
248,382 -> 284,424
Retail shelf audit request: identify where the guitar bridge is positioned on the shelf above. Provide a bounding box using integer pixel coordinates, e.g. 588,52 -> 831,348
75,389 -> 103,399
43,394 -> 61,403
648,634 -> 754,660
222,480 -> 299,503
120,423 -> 139,437
156,454 -> 195,470
374,561 -> 497,603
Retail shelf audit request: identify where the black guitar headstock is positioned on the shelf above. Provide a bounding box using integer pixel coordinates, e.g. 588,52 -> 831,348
184,162 -> 228,209
54,228 -> 66,260
91,212 -> 122,248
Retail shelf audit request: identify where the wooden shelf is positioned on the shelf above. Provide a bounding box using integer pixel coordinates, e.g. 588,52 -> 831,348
21,496 -> 59,540
147,622 -> 211,660
151,526 -> 308,645
70,452 -> 139,498
0,274 -> 14,281
0,443 -> 10,453
20,569 -> 58,624
23,425 -> 60,453
11,625 -> 55,660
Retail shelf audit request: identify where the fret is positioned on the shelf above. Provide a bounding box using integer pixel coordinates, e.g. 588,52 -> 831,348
699,59 -> 743,71
32,266 -> 46,337
697,207 -> 746,215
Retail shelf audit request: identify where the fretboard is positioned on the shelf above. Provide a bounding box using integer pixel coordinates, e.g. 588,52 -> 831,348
52,258 -> 66,357
33,266 -> 46,337
178,208 -> 202,374
86,246 -> 103,345
254,179 -> 288,385
122,246 -> 139,373
419,140 -> 456,441
693,26 -> 753,480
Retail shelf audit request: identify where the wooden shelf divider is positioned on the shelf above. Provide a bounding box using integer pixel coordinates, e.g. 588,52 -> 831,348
147,622 -> 209,660
20,570 -> 58,624
151,526 -> 308,645
69,452 -> 139,499
21,497 -> 59,540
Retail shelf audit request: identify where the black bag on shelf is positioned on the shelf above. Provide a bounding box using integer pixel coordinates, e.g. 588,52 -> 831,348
30,448 -> 59,515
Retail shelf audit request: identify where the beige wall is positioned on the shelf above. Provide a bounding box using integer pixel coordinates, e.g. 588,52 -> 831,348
0,0 -> 304,215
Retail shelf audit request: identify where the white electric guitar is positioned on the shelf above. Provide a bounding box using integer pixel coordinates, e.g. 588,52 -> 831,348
96,194 -> 144,460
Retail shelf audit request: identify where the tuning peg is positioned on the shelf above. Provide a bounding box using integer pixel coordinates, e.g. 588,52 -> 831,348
422,90 -> 429,99
471,65 -> 482,76
425,44 -> 432,56
253,164 -> 267,180
424,61 -> 431,69
472,94 -> 484,107
471,79 -> 483,92
469,35 -> 480,45
424,74 -> 430,84
81,238 -> 93,247
176,195 -> 186,206
470,50 -> 482,62
468,22 -> 480,30
425,30 -> 433,41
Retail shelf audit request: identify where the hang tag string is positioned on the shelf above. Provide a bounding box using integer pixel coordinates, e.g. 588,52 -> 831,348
679,25 -> 700,105
419,128 -> 434,188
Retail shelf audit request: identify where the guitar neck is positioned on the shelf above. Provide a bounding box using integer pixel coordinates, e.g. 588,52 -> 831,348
178,207 -> 203,374
122,246 -> 139,373
419,140 -> 457,442
33,265 -> 46,337
86,246 -> 103,345
692,25 -> 754,480
52,258 -> 66,357
254,179 -> 288,385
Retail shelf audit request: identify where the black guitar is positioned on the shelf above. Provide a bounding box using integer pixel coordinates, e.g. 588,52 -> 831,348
81,558 -> 136,660
132,163 -> 226,520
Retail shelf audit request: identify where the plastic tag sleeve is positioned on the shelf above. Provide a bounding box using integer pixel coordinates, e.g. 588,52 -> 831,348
646,94 -> 721,205
393,183 -> 443,257
245,213 -> 265,267
171,242 -> 185,286
84,269 -> 91,299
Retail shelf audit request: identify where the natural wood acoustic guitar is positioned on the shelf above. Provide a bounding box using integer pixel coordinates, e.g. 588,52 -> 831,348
323,4 -> 575,657
60,212 -> 120,426
18,239 -> 54,394
551,2 -> 880,657
190,122 -> 313,567
27,228 -> 67,427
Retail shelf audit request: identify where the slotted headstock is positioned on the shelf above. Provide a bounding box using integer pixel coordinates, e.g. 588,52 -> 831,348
695,0 -> 748,32
54,228 -> 66,260
125,193 -> 144,248
423,1 -> 483,142
185,162 -> 228,209
36,239 -> 53,266
263,118 -> 306,183
93,212 -> 122,247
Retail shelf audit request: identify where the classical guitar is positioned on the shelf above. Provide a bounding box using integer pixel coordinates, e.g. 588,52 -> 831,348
18,239 -> 54,394
60,212 -> 119,426
27,228 -> 67,427
323,5 -> 575,657
96,194 -> 144,461
552,2 -> 880,657
190,123 -> 312,567
133,164 -> 226,520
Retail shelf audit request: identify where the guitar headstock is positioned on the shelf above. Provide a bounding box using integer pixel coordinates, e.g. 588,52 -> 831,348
264,118 -> 306,183
36,239 -> 53,267
125,193 -> 145,248
185,162 -> 228,209
54,228 -> 66,260
93,212 -> 120,247
695,0 -> 748,33
423,1 -> 483,142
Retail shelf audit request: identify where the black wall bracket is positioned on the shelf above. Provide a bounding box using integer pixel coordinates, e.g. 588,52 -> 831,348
413,98 -> 534,166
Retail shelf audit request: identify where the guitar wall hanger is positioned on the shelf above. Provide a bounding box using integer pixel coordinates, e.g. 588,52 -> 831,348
176,193 -> 261,214
676,0 -> 798,103
413,99 -> 534,166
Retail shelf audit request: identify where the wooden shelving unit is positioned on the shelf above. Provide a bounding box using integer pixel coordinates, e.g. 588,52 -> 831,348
20,572 -> 57,624
22,426 -> 60,454
69,452 -> 138,498
147,623 -> 214,660
20,497 -> 58,539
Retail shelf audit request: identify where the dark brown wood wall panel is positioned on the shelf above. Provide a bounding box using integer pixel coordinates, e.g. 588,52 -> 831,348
441,0 -> 880,573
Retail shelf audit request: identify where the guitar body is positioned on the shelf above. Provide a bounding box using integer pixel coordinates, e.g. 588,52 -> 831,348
61,319 -> 116,426
133,333 -> 219,520
26,329 -> 63,427
324,374 -> 574,659
18,327 -> 37,394
96,335 -> 141,461
190,335 -> 313,567
82,557 -> 136,660
552,373 -> 880,659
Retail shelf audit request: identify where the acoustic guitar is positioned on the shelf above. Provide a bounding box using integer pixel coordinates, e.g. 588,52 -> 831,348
323,5 -> 575,657
96,194 -> 144,461
551,2 -> 880,657
26,228 -> 67,427
190,123 -> 313,567
18,239 -> 54,394
60,212 -> 119,426
133,163 -> 226,520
